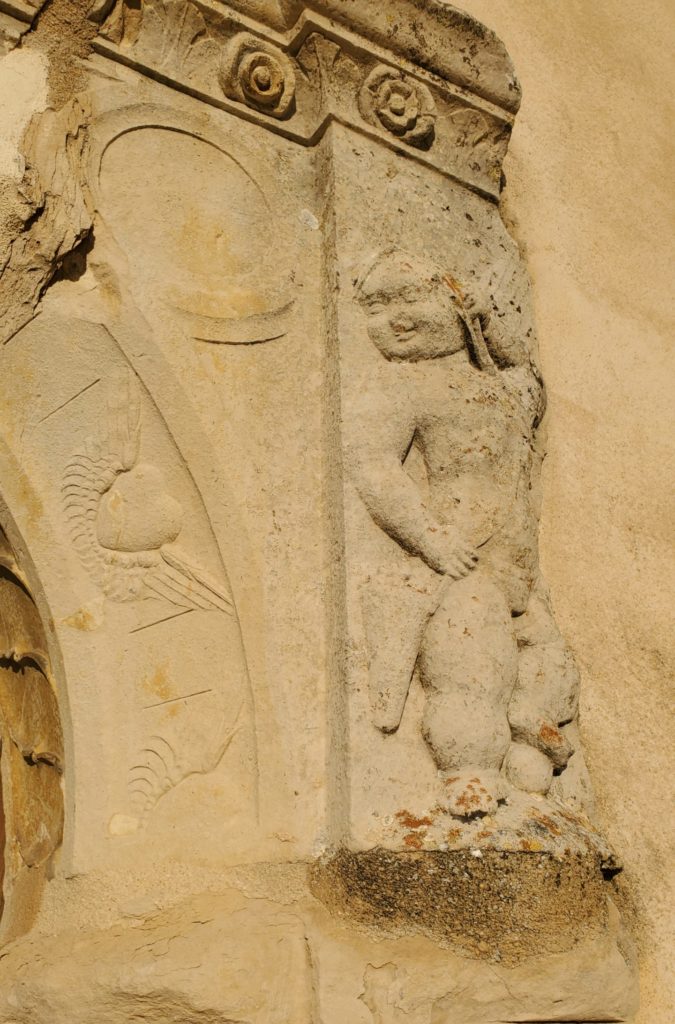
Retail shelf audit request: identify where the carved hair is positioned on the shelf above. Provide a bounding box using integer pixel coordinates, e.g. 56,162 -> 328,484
354,247 -> 441,300
355,248 -> 496,372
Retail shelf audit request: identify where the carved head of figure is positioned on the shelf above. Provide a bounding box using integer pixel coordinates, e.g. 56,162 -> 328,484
355,249 -> 471,363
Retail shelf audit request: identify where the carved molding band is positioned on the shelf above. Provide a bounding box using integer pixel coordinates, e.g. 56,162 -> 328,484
92,2 -> 514,199
0,0 -> 42,23
0,0 -> 42,52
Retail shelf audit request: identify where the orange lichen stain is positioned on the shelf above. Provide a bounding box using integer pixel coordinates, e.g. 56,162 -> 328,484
396,810 -> 433,830
539,722 -> 563,745
272,831 -> 297,844
476,831 -> 493,840
520,838 -> 543,852
442,273 -> 465,301
143,663 -> 172,702
443,777 -> 460,786
62,608 -> 97,631
446,828 -> 462,842
558,809 -> 581,825
530,811 -> 562,836
403,832 -> 424,850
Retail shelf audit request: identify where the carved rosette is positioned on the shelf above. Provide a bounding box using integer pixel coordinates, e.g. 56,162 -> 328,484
219,33 -> 296,119
359,66 -> 436,148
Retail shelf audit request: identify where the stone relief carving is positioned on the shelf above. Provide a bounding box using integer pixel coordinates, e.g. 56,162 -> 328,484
63,368 -> 234,612
71,101 -> 292,837
339,247 -> 598,858
2,295 -> 258,840
0,1 -> 640,1020
220,32 -> 297,118
358,66 -> 436,149
88,3 -> 512,198
97,0 -> 219,79
85,105 -> 295,343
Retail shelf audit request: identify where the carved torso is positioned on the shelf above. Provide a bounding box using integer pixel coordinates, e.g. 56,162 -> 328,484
416,355 -> 542,609
350,347 -> 542,608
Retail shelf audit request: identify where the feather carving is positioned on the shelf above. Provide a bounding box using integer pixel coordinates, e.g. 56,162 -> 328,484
62,368 -> 233,614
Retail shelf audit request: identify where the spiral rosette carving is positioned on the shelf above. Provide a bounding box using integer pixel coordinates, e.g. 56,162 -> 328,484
359,66 -> 436,149
220,33 -> 296,119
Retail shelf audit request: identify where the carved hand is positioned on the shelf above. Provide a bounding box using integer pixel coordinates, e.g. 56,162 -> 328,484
422,524 -> 478,579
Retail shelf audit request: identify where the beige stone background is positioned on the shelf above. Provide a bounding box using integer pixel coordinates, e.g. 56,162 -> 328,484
457,1 -> 675,1020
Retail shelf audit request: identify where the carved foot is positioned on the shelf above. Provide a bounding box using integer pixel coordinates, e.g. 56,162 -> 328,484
510,716 -> 575,770
504,741 -> 553,794
441,768 -> 505,819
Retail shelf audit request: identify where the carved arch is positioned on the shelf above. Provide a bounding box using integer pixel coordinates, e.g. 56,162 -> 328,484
0,520 -> 64,943
82,102 -> 293,828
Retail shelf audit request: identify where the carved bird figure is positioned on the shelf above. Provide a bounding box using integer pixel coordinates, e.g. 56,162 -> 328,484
62,368 -> 233,613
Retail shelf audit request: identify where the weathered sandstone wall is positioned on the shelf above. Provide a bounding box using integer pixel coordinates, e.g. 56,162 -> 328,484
0,1 -> 671,1021
458,3 -> 675,1020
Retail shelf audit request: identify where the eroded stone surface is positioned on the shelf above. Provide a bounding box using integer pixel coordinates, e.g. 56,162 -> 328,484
0,885 -> 639,1024
311,847 -> 610,962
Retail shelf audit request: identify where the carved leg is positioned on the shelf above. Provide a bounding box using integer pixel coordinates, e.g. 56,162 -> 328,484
362,570 -> 441,734
418,573 -> 518,816
507,584 -> 580,794
548,720 -> 597,817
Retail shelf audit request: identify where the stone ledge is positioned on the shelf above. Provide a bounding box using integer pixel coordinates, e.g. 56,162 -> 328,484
310,846 -> 613,963
0,884 -> 638,1023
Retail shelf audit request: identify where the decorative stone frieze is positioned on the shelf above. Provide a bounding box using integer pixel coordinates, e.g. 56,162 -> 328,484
91,0 -> 514,197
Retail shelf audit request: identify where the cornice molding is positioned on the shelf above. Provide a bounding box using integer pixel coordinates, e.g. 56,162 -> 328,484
0,0 -> 41,51
91,1 -> 516,199
0,0 -> 41,21
207,0 -> 521,113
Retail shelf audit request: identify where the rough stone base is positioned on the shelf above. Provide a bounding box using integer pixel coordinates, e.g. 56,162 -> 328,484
0,877 -> 639,1024
310,847 -> 610,963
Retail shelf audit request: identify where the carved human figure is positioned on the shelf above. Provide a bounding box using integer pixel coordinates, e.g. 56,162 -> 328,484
346,250 -> 583,817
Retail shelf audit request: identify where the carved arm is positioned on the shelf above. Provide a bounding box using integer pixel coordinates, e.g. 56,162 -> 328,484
344,448 -> 477,579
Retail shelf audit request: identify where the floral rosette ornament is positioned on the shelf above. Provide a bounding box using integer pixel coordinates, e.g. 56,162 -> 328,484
220,33 -> 296,119
359,65 -> 436,148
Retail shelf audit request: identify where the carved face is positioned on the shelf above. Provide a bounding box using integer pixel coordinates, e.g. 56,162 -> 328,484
357,253 -> 466,362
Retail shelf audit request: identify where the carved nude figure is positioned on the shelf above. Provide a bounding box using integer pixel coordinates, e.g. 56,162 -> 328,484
347,250 -> 584,817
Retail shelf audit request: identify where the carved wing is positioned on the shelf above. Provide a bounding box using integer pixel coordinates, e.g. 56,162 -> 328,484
62,369 -> 141,587
144,548 -> 234,614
